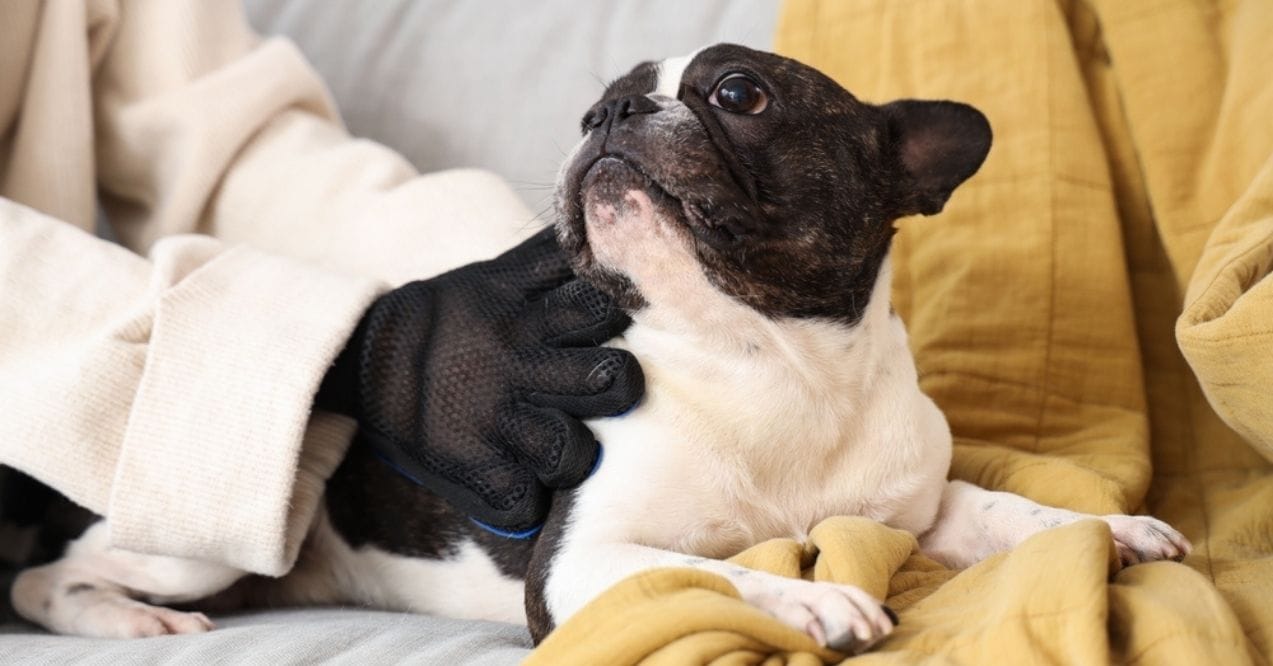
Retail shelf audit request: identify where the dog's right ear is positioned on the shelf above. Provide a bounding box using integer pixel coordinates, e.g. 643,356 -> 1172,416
883,100 -> 992,216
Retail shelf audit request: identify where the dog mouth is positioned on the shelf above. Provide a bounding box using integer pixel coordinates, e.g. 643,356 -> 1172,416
570,154 -> 741,250
582,155 -> 677,207
580,156 -> 685,226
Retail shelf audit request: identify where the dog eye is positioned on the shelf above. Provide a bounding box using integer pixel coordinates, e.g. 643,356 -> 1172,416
708,74 -> 769,114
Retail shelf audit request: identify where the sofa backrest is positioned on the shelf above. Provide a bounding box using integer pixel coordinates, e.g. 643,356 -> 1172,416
246,0 -> 780,210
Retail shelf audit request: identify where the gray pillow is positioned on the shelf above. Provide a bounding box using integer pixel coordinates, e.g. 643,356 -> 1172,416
1,608 -> 532,665
245,0 -> 780,210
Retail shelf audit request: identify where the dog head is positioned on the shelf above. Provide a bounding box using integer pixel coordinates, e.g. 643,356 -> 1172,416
555,44 -> 991,325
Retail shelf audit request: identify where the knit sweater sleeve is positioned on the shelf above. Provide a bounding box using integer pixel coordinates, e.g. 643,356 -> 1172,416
93,0 -> 534,287
0,201 -> 381,576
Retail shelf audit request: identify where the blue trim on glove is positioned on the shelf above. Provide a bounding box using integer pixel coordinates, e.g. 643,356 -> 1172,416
469,444 -> 606,539
468,519 -> 543,539
372,444 -> 607,541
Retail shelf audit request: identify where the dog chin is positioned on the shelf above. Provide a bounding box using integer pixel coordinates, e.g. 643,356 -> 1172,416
555,157 -> 698,311
582,159 -> 682,253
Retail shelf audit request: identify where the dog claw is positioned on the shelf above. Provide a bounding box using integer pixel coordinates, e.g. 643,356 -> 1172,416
882,605 -> 900,626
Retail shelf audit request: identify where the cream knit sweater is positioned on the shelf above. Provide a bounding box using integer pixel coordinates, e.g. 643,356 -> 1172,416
0,0 -> 535,576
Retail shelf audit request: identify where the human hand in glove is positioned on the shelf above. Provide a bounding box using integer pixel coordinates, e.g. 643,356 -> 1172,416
316,228 -> 643,534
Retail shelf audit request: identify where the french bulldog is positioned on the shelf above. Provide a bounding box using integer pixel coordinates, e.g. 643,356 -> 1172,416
11,44 -> 1190,654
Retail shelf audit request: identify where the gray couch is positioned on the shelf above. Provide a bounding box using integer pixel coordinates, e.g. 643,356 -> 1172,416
246,0 -> 780,210
0,1 -> 778,663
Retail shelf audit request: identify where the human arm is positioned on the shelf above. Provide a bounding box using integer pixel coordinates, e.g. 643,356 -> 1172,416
0,199 -> 381,576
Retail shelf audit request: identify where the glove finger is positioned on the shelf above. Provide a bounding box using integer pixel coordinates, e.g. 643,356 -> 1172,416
490,227 -> 575,292
520,347 -> 645,417
497,403 -> 601,488
357,427 -> 551,533
531,279 -> 632,346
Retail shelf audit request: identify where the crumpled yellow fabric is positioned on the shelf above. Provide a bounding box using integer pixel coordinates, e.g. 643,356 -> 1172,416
527,1 -> 1273,663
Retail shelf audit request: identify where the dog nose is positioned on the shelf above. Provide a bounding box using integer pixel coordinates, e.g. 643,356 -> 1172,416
581,94 -> 660,132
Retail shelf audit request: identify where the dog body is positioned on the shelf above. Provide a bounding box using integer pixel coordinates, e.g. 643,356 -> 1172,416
540,254 -> 950,634
12,45 -> 1189,653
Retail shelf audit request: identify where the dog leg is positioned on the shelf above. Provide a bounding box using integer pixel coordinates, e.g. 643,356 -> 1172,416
918,480 -> 1192,569
540,541 -> 895,654
12,521 -> 244,638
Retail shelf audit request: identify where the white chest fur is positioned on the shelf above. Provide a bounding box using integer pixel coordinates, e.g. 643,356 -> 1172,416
570,257 -> 952,561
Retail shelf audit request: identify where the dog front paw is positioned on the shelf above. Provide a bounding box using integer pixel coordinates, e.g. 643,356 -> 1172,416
97,601 -> 215,638
736,573 -> 896,654
1102,514 -> 1192,566
40,583 -> 215,638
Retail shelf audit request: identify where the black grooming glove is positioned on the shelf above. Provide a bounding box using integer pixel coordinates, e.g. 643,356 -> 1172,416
316,229 -> 643,533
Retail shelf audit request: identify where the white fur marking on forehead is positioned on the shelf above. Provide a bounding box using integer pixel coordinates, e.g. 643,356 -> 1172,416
653,48 -> 704,97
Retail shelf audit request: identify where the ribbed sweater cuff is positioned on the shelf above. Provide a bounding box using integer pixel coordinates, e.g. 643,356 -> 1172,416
109,243 -> 382,576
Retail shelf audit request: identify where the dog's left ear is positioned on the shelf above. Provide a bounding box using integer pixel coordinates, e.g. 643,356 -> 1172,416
883,100 -> 992,216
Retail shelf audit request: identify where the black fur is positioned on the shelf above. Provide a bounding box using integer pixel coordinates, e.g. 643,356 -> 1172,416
523,489 -> 575,642
0,467 -> 97,623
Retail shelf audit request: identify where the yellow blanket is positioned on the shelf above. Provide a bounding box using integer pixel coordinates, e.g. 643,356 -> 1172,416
528,1 -> 1273,663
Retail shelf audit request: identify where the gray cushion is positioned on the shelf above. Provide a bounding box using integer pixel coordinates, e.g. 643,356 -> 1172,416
1,609 -> 531,665
245,0 -> 781,209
